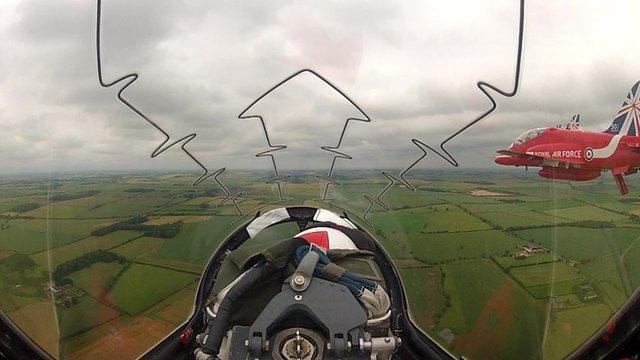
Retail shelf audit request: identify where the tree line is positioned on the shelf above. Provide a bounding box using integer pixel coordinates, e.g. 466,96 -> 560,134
9,203 -> 40,213
53,250 -> 127,286
91,215 -> 183,238
50,190 -> 100,202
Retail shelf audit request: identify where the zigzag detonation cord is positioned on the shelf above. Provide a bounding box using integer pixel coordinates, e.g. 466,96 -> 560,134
363,0 -> 526,224
238,69 -> 370,202
95,0 -> 242,216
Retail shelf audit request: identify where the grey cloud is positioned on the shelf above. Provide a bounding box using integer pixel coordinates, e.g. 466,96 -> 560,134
2,0 -> 640,175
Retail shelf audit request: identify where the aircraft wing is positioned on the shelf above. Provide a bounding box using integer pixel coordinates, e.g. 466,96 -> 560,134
496,149 -> 527,157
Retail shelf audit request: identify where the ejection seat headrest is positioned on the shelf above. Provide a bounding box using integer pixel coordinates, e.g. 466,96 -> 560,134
295,227 -> 358,251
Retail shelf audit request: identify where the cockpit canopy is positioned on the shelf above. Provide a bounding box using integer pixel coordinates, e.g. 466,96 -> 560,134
510,127 -> 548,148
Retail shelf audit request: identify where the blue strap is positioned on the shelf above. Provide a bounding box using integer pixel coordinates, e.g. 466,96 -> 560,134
293,244 -> 377,298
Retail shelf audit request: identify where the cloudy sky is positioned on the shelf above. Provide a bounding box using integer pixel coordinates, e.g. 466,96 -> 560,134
1,0 -> 640,175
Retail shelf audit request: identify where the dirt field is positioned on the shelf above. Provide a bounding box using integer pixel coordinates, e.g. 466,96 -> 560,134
0,250 -> 13,260
10,301 -> 59,357
454,282 -> 515,357
65,316 -> 175,360
143,215 -> 212,225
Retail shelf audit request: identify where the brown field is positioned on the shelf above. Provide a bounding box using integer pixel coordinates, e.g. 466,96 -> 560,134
143,216 -> 187,225
179,197 -> 217,205
182,216 -> 212,223
112,237 -> 168,259
10,301 -> 59,357
468,189 -> 510,197
144,215 -> 212,225
454,283 -> 515,357
219,199 -> 263,215
394,258 -> 430,269
421,268 -> 445,327
93,220 -> 118,228
0,250 -> 14,260
147,283 -> 197,325
65,316 -> 175,360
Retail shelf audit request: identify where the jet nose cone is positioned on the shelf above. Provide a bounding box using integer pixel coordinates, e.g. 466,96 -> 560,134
494,156 -> 509,165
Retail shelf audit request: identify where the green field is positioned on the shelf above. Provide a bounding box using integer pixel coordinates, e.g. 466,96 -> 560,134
520,199 -> 585,211
578,255 -> 629,298
598,200 -> 640,214
458,202 -> 528,213
149,216 -> 238,265
152,203 -> 219,216
542,205 -> 628,222
23,194 -> 121,219
623,245 -> 640,288
458,201 -> 575,229
367,208 -> 426,258
111,237 -> 168,259
109,263 -> 198,315
599,282 -> 627,310
31,230 -> 140,268
0,219 -> 106,253
409,230 -> 524,264
1,170 -> 639,360
82,196 -> 177,218
69,261 -> 126,300
514,227 -> 640,261
57,296 -> 120,339
485,210 -> 568,228
437,260 -> 545,359
421,205 -> 492,233
370,207 -> 430,235
400,266 -> 446,332
526,279 -> 583,299
510,262 -> 581,287
0,257 -> 50,313
494,253 -> 559,269
147,282 -> 198,325
543,304 -> 612,359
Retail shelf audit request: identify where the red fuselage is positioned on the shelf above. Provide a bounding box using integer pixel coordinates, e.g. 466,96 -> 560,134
495,127 -> 640,172
495,127 -> 640,194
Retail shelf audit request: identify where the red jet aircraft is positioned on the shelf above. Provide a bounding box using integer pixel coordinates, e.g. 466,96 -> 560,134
495,81 -> 640,194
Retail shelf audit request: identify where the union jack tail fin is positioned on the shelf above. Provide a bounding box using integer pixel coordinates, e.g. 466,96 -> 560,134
565,114 -> 580,130
604,81 -> 640,136
569,114 -> 579,130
